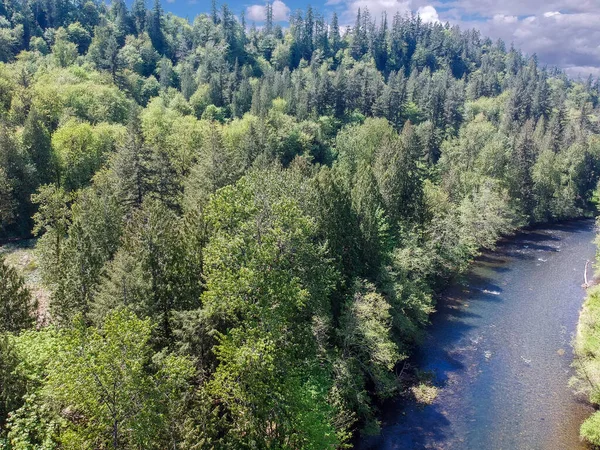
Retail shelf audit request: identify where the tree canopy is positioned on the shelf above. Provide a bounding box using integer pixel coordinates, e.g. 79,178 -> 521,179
1,0 -> 600,447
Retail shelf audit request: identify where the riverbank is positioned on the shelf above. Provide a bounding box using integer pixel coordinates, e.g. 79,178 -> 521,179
573,227 -> 600,447
359,219 -> 596,449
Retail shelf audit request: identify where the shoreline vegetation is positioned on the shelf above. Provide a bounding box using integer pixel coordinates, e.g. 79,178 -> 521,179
573,223 -> 600,447
1,0 -> 600,447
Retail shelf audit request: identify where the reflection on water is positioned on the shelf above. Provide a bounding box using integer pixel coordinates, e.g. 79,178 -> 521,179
359,220 -> 596,450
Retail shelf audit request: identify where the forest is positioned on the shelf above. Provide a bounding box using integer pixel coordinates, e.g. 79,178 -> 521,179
1,0 -> 600,447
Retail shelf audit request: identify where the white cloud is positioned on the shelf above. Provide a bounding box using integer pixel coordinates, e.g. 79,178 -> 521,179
463,13 -> 600,74
428,1 -> 600,75
246,0 -> 290,22
493,14 -> 518,23
272,0 -> 291,21
564,66 -> 600,78
341,0 -> 411,23
246,5 -> 263,22
441,0 -> 599,17
417,5 -> 439,24
328,0 -> 600,75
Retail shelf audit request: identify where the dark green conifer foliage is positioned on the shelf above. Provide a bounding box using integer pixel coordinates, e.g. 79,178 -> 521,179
0,258 -> 36,333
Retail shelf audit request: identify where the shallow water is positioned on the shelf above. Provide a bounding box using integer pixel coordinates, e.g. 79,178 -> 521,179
359,220 -> 597,450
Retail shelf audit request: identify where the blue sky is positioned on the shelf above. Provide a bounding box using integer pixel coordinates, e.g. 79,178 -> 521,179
156,0 -> 600,77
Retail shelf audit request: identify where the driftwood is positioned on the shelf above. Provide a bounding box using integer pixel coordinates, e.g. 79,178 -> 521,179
583,260 -> 590,289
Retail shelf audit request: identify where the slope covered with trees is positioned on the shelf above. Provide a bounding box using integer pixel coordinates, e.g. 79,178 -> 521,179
1,0 -> 600,447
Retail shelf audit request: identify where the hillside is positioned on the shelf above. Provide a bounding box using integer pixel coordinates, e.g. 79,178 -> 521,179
1,0 -> 600,447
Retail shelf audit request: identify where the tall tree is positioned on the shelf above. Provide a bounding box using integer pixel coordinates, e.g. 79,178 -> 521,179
201,172 -> 341,448
148,0 -> 165,55
131,0 -> 147,34
0,259 -> 36,332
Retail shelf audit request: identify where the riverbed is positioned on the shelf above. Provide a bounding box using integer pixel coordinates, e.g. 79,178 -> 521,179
359,220 -> 597,450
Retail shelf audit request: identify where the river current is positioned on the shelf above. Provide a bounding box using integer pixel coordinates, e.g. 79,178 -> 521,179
359,220 -> 597,450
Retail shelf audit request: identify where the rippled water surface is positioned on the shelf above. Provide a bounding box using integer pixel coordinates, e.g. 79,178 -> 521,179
359,220 -> 597,450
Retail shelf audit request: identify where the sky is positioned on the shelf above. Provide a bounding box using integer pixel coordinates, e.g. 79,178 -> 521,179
161,0 -> 600,78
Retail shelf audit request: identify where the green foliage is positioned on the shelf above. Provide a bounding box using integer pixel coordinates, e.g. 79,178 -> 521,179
3,311 -> 193,449
31,184 -> 71,286
113,199 -> 202,341
52,30 -> 78,68
4,327 -> 62,449
580,411 -> 600,445
336,279 -> 402,429
0,334 -> 26,426
0,258 -> 36,332
22,108 -> 54,184
45,310 -> 194,449
0,168 -> 16,232
51,120 -> 125,190
201,172 -> 342,447
31,68 -> 130,126
0,125 -> 38,236
573,245 -> 600,446
50,173 -> 125,323
90,249 -> 150,325
1,1 -> 600,447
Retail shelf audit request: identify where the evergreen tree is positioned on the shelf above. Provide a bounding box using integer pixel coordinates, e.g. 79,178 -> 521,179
22,108 -> 54,184
511,120 -> 537,219
0,258 -> 36,332
330,12 -> 340,56
148,0 -> 165,55
132,0 -> 147,34
179,62 -> 196,100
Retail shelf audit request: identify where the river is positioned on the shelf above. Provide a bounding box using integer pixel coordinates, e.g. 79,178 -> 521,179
359,220 -> 597,450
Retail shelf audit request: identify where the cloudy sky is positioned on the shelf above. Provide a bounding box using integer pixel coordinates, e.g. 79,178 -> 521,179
161,0 -> 600,77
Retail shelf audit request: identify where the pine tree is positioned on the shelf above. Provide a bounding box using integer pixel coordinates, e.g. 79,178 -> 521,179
180,63 -> 196,100
132,0 -> 147,34
351,8 -> 364,60
512,120 -> 536,218
22,108 -> 54,184
263,2 -> 273,34
148,0 -> 165,55
211,0 -> 219,24
0,258 -> 36,332
330,12 -> 340,56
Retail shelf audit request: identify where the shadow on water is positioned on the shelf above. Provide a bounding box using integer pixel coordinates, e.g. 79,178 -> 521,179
366,405 -> 453,450
544,220 -> 595,233
357,219 -> 597,450
450,274 -> 505,303
443,308 -> 482,320
476,254 -> 506,264
358,292 -> 481,449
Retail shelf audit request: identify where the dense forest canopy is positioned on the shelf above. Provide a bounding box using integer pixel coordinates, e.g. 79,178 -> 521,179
1,0 -> 600,447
